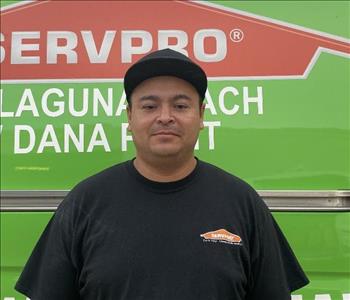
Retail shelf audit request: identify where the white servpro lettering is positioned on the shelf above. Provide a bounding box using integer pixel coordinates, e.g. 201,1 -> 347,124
0,32 -> 5,63
243,86 -> 263,115
115,91 -> 128,116
1,85 -> 263,155
121,30 -> 153,63
47,31 -> 77,64
206,86 -> 264,116
121,123 -> 133,152
14,123 -> 110,154
0,29 -> 228,64
158,30 -> 188,56
81,30 -> 116,63
69,88 -> 89,117
86,123 -> 110,152
14,125 -> 36,154
197,121 -> 221,150
37,124 -> 61,153
64,124 -> 84,152
194,29 -> 227,62
0,86 -> 263,118
218,87 -> 240,115
15,89 -> 40,117
0,88 -> 120,118
42,88 -> 65,117
11,31 -> 40,64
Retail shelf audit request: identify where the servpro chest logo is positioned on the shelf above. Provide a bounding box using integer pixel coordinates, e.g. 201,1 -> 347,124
0,0 -> 349,82
200,229 -> 242,246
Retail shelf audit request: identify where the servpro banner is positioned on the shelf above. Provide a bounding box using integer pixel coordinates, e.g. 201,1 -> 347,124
1,1 -> 349,190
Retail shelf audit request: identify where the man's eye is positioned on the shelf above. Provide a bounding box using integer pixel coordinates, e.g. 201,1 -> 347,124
174,104 -> 189,110
142,104 -> 156,110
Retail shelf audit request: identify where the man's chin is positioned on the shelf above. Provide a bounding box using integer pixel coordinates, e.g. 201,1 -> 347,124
150,145 -> 181,157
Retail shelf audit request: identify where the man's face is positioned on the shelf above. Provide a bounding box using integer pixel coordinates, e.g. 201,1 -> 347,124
127,76 -> 205,161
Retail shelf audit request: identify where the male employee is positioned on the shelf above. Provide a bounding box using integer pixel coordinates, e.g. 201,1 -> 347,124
15,48 -> 309,300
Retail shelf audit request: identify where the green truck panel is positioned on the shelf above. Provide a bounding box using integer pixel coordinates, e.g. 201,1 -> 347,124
1,1 -> 349,299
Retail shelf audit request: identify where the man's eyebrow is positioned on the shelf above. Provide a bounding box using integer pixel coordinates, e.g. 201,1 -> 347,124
172,94 -> 192,101
138,95 -> 160,101
138,94 -> 192,101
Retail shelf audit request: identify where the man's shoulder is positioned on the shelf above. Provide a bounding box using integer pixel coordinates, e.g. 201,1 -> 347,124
75,161 -> 129,191
60,161 -> 130,208
198,159 -> 269,217
199,160 -> 256,193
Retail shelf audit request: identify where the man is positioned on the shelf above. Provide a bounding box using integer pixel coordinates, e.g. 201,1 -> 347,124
15,48 -> 309,299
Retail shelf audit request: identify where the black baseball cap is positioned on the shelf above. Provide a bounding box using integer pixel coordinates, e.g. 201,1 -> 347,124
123,48 -> 207,103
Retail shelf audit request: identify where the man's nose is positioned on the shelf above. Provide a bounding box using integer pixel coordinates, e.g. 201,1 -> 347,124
156,105 -> 175,124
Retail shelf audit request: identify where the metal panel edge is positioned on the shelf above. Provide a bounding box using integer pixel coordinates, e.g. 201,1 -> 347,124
1,190 -> 349,211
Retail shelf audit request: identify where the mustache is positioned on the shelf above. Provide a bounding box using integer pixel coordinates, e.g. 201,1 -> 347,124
150,126 -> 181,136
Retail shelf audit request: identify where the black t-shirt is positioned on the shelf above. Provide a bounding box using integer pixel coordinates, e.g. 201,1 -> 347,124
15,159 -> 309,300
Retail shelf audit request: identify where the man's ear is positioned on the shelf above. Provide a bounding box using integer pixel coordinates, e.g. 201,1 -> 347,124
127,105 -> 132,131
200,102 -> 205,129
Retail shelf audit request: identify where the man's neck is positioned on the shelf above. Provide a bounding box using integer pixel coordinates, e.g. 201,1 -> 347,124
133,154 -> 197,182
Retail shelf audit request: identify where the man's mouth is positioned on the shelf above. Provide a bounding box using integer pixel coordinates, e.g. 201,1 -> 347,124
152,131 -> 179,136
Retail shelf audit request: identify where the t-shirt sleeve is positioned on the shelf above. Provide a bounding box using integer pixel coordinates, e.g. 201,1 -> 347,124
14,194 -> 81,300
246,198 -> 309,300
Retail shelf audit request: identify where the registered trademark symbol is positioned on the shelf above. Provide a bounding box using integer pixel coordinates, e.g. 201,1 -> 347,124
230,29 -> 244,42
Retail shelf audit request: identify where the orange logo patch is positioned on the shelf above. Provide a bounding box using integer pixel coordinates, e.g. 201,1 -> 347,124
200,229 -> 242,245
